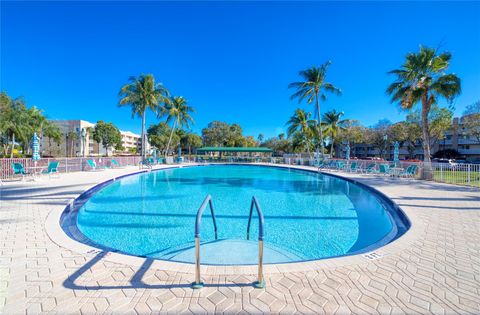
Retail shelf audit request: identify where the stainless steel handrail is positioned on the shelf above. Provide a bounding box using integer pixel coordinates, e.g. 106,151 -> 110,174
192,194 -> 218,289
246,196 -> 266,289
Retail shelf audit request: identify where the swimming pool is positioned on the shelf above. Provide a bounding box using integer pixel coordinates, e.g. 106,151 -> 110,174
72,165 -> 409,265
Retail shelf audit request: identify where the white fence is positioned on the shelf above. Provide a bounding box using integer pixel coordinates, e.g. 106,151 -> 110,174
2,155 -> 478,188
1,156 -> 142,180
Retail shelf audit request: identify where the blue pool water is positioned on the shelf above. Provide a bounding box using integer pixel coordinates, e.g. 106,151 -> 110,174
75,165 -> 404,264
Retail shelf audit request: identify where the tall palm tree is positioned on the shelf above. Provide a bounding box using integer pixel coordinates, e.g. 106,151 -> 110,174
322,110 -> 349,157
285,109 -> 316,157
161,96 -> 195,157
119,74 -> 170,159
289,62 -> 341,156
387,46 -> 461,169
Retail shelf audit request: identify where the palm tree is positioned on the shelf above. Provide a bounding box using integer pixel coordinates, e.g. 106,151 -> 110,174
161,96 -> 195,157
387,46 -> 461,170
289,62 -> 341,156
322,110 -> 349,157
285,109 -> 316,157
119,74 -> 170,159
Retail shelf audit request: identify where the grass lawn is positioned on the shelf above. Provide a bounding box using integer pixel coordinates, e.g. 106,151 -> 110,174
433,170 -> 480,187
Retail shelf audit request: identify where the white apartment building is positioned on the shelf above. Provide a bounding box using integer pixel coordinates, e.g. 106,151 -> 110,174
41,120 -> 146,157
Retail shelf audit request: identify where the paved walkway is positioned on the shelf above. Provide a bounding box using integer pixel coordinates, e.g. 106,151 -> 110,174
0,164 -> 479,314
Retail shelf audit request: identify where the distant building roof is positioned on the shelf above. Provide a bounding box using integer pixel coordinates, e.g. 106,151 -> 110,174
197,147 -> 273,153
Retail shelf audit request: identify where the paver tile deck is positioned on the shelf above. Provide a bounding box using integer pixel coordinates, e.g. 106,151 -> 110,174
1,164 -> 479,314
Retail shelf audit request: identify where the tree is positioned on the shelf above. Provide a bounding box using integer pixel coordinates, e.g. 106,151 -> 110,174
387,46 -> 461,170
147,122 -> 179,154
257,134 -> 264,143
161,96 -> 194,157
183,133 -> 203,155
389,121 -> 421,159
337,120 -> 366,157
0,93 -> 29,157
119,74 -> 170,159
201,121 -> 247,147
92,121 -> 122,156
365,120 -> 393,158
66,131 -> 78,157
462,100 -> 480,143
289,62 -> 341,156
406,104 -> 453,148
321,110 -> 349,157
286,109 -> 316,157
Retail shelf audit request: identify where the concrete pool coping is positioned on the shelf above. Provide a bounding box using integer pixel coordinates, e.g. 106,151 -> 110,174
45,163 -> 422,276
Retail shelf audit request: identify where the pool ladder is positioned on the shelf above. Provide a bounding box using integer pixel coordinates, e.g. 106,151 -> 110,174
191,195 -> 265,289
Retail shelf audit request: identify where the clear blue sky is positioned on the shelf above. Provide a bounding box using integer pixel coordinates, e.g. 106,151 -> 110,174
1,1 -> 479,138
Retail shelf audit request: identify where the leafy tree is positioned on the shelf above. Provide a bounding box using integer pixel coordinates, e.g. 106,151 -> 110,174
336,120 -> 366,158
321,110 -> 349,157
388,121 -> 421,158
92,120 -> 122,156
244,136 -> 257,147
182,132 -> 203,155
119,74 -> 170,159
160,96 -> 194,156
201,121 -> 249,147
406,104 -> 453,148
462,100 -> 480,143
261,137 -> 292,154
0,93 -> 28,157
286,109 -> 316,157
387,46 -> 461,168
147,122 -> 179,154
365,119 -> 393,158
289,62 -> 341,155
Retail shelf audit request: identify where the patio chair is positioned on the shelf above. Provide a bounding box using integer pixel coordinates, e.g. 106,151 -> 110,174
86,159 -> 103,171
365,163 -> 377,174
378,164 -> 391,176
348,161 -> 360,173
400,165 -> 418,179
11,162 -> 30,180
42,161 -> 60,178
336,161 -> 346,171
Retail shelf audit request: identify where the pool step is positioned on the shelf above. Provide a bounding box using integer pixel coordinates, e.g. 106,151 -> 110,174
155,239 -> 306,265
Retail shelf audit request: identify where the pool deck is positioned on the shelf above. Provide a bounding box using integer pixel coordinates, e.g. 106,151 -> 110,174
1,163 -> 479,314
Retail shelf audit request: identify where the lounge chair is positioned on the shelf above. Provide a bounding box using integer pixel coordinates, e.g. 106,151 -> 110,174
400,164 -> 418,179
365,163 -> 377,174
378,164 -> 390,176
336,161 -> 346,171
348,161 -> 360,173
86,159 -> 103,171
110,159 -> 122,168
42,161 -> 60,178
11,162 -> 30,180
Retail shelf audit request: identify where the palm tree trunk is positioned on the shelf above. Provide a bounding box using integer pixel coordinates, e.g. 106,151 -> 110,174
315,91 -> 324,157
331,138 -> 335,157
10,132 -> 15,158
141,110 -> 146,159
421,94 -> 433,179
165,119 -> 177,158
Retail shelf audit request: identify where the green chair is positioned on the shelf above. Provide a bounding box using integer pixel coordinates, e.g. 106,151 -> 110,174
42,161 -> 59,178
378,164 -> 390,175
11,162 -> 30,180
365,163 -> 377,174
348,162 -> 359,173
110,159 -> 121,168
336,161 -> 346,171
400,165 -> 418,179
86,159 -> 102,171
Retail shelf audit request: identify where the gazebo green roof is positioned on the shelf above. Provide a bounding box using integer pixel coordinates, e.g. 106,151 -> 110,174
196,147 -> 273,153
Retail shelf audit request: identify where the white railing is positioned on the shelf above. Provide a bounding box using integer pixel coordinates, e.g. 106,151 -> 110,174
2,155 -> 478,188
431,162 -> 480,188
1,156 -> 142,180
